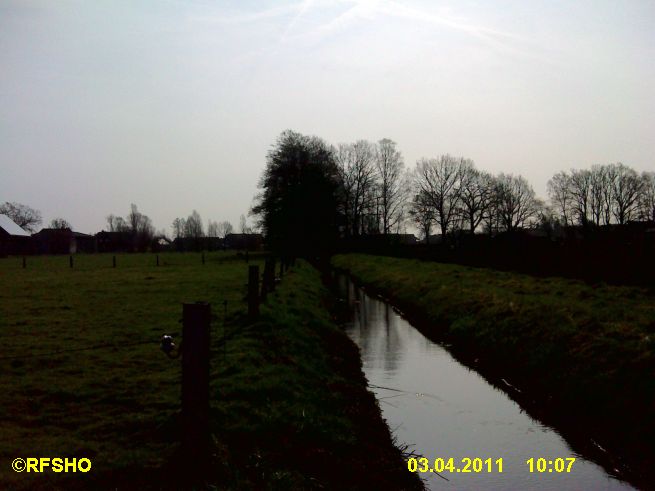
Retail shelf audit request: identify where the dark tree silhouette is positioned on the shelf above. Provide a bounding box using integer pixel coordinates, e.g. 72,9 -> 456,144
50,218 -> 72,229
408,190 -> 434,243
335,140 -> 377,237
639,172 -> 655,222
494,173 -> 541,232
217,221 -> 233,238
413,155 -> 466,237
252,130 -> 341,256
375,138 -> 406,234
458,165 -> 493,234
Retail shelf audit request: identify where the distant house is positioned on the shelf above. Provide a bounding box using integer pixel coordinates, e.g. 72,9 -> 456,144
224,233 -> 264,251
33,228 -> 97,254
0,214 -> 32,256
172,236 -> 223,252
96,231 -> 134,253
74,232 -> 98,253
153,236 -> 173,252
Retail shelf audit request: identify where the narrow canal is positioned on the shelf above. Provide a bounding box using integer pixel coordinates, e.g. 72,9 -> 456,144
336,275 -> 635,491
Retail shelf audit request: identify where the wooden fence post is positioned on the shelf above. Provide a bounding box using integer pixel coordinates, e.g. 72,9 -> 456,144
202,252 -> 205,265
248,265 -> 259,320
113,255 -> 116,268
22,257 -> 26,269
69,255 -> 73,268
279,258 -> 283,278
156,254 -> 159,267
181,302 -> 211,477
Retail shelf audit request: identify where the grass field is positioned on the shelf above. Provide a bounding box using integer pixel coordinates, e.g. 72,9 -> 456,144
332,253 -> 655,486
0,252 -> 264,489
1,253 -> 420,490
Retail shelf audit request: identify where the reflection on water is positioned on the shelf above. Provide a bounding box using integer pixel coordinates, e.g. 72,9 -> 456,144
337,276 -> 634,491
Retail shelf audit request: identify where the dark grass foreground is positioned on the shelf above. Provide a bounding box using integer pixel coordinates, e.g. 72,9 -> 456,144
204,260 -> 422,490
332,253 -> 655,489
0,253 -> 421,490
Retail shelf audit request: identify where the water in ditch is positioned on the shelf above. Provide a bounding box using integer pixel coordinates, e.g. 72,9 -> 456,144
336,275 -> 635,491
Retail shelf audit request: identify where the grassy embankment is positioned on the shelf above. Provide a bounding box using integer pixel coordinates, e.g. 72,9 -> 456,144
0,252 -> 420,490
332,253 -> 655,486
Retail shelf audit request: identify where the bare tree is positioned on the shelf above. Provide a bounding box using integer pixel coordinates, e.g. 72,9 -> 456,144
375,138 -> 406,234
610,163 -> 643,224
413,155 -> 466,237
217,221 -> 233,238
127,204 -> 155,250
600,164 -> 617,225
638,171 -> 655,222
588,165 -> 607,225
547,171 -> 574,226
568,169 -> 592,226
335,140 -> 377,236
0,202 -> 42,232
458,165 -> 493,233
128,204 -> 142,234
50,218 -> 72,229
207,220 -> 219,237
239,214 -> 252,234
107,214 -> 129,232
482,180 -> 502,235
172,218 -> 186,239
408,189 -> 434,243
495,173 -> 541,232
185,210 -> 204,238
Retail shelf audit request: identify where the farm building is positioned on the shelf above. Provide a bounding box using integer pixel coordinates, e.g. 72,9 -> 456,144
172,236 -> 223,252
95,231 -> 134,253
33,228 -> 97,254
224,233 -> 263,251
0,214 -> 33,256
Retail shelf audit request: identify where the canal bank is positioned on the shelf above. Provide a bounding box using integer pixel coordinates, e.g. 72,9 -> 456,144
206,260 -> 423,490
335,273 -> 634,490
332,254 -> 655,490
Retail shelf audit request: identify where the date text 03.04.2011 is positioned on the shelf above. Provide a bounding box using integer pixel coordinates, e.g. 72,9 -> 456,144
407,457 -> 504,474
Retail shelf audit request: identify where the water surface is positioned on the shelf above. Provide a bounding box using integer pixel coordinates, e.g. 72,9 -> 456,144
337,276 -> 634,491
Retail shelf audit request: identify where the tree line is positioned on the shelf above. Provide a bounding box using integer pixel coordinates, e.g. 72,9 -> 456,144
253,130 -> 655,253
548,164 -> 655,227
0,200 -> 246,253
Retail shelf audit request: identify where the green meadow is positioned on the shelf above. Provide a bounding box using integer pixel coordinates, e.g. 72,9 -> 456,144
0,252 -> 264,489
0,253 -> 418,490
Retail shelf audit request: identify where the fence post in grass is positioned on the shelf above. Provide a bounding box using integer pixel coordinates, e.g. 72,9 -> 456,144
202,252 -> 205,265
69,255 -> 73,268
181,301 -> 211,477
279,257 -> 283,278
22,257 -> 26,269
248,265 -> 259,320
113,255 -> 116,268
156,254 -> 159,267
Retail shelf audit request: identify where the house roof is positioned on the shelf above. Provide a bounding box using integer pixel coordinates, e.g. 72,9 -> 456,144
0,214 -> 30,237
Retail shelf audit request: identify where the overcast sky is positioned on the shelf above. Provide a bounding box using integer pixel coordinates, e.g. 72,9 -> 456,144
1,0 -> 653,234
